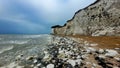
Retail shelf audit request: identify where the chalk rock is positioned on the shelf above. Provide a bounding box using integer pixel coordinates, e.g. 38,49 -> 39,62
67,59 -> 76,67
46,64 -> 54,68
105,49 -> 118,57
86,47 -> 96,53
98,49 -> 104,54
90,44 -> 98,46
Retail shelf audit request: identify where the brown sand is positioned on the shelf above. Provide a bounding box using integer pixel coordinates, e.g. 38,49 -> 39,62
54,34 -> 120,49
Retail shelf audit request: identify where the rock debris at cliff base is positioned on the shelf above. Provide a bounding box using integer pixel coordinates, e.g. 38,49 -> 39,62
1,36 -> 120,68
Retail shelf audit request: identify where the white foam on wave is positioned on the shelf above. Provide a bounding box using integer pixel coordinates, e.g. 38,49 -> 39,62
0,62 -> 24,68
0,40 -> 29,44
22,35 -> 42,38
12,40 -> 29,44
0,38 -> 2,40
0,46 -> 14,54
22,34 -> 50,38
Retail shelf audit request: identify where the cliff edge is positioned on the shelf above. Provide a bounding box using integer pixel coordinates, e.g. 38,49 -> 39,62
51,0 -> 120,36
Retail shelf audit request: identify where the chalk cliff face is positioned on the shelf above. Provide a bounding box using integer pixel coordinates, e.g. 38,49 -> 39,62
52,0 -> 120,36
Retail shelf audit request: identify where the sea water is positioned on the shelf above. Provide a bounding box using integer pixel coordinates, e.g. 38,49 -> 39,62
0,34 -> 52,64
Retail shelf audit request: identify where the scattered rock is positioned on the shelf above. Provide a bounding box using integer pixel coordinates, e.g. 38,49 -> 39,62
33,59 -> 38,64
4,36 -> 119,68
26,56 -> 34,60
105,49 -> 119,57
98,49 -> 105,54
90,43 -> 98,46
46,64 -> 54,68
86,47 -> 96,53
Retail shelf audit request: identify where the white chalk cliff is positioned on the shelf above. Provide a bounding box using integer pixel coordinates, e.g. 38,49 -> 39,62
52,0 -> 120,36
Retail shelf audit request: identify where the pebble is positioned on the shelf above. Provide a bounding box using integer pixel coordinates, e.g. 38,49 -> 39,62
37,63 -> 41,67
114,57 -> 120,61
113,66 -> 119,68
93,63 -> 97,67
75,59 -> 82,65
76,55 -> 81,59
105,49 -> 118,57
30,65 -> 34,67
43,54 -> 50,60
86,62 -> 91,65
46,64 -> 54,68
44,50 -> 49,54
34,66 -> 38,68
115,48 -> 120,50
67,59 -> 76,67
12,36 -> 120,68
87,47 -> 96,52
33,59 -> 38,64
90,43 -> 98,46
98,55 -> 106,59
26,56 -> 34,60
99,49 -> 104,54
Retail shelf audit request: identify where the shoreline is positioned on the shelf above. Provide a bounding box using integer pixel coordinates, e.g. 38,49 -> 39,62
1,35 -> 120,68
52,34 -> 120,49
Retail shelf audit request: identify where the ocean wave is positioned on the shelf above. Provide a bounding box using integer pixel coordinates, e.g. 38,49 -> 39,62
0,45 -> 14,54
0,40 -> 29,44
20,34 -> 50,38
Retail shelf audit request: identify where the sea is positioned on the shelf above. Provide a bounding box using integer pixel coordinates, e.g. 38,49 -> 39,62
0,34 -> 52,65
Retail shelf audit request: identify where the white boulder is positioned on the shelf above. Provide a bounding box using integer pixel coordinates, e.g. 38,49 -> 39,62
105,49 -> 118,57
67,59 -> 76,67
46,64 -> 54,68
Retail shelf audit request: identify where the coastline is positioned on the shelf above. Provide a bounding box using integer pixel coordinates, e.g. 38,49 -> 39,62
1,35 -> 119,68
52,34 -> 120,49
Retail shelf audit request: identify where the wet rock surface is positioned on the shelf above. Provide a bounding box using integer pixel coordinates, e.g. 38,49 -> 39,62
1,36 -> 119,68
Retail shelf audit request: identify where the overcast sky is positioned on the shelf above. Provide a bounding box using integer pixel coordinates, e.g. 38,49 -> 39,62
0,0 -> 96,34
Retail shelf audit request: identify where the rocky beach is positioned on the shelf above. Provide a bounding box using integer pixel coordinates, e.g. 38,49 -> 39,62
0,0 -> 120,68
49,0 -> 120,67
0,35 -> 120,68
